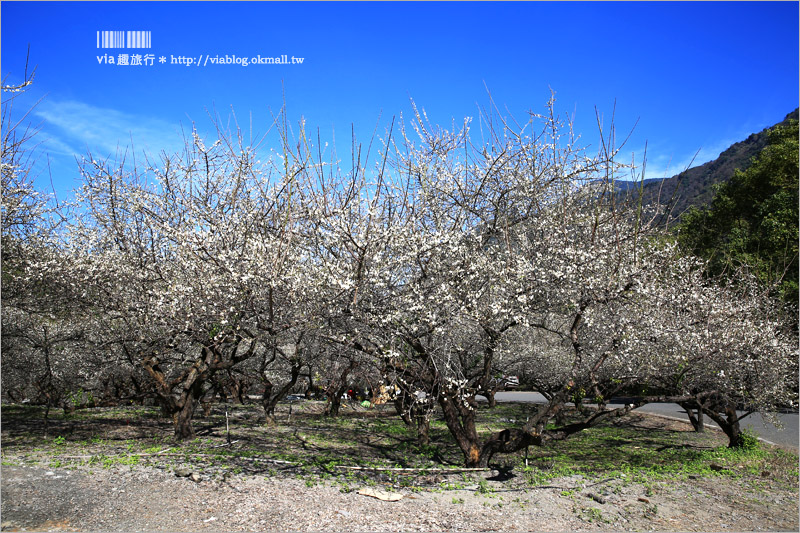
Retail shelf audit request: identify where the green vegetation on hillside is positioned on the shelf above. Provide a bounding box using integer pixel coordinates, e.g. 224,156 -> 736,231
678,118 -> 799,304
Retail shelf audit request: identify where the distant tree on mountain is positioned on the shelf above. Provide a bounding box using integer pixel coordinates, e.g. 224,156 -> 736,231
677,116 -> 799,305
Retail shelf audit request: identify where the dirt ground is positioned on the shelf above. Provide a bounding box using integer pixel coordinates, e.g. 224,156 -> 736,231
1,409 -> 798,532
2,460 -> 798,532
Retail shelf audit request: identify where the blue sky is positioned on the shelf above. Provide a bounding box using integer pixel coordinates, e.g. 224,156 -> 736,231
2,1 -> 798,200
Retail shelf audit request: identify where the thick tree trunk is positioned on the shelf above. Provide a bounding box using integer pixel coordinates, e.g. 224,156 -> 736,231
143,350 -> 212,440
554,407 -> 567,427
261,382 -> 276,423
230,378 -> 242,404
261,361 -> 302,423
325,384 -> 349,417
173,377 -> 204,439
143,358 -> 183,427
690,409 -> 705,432
226,374 -> 249,404
478,428 -> 542,467
142,335 -> 257,439
438,393 -> 483,467
680,401 -> 705,432
727,424 -> 746,448
703,404 -> 746,448
723,407 -> 744,448
484,390 -> 497,408
574,396 -> 586,415
326,396 -> 341,417
174,400 -> 197,439
324,361 -> 356,417
415,415 -> 430,445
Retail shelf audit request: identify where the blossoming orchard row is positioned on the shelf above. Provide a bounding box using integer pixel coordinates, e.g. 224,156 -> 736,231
3,81 -> 796,465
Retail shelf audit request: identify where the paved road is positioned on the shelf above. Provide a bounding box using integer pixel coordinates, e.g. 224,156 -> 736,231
480,391 -> 798,449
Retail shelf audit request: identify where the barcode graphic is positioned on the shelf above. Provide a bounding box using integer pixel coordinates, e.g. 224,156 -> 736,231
97,30 -> 151,49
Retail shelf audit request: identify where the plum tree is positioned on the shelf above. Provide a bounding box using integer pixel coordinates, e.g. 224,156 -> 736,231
3,79 -> 795,456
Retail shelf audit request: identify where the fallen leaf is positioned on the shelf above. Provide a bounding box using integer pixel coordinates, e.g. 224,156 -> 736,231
356,488 -> 404,502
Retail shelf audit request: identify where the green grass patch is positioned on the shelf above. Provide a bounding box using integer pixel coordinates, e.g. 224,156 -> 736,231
2,401 -> 796,495
517,416 -> 791,487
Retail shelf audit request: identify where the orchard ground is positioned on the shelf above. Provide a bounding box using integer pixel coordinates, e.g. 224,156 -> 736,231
1,400 -> 798,532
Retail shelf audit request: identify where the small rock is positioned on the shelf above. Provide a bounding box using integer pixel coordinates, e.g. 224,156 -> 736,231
174,468 -> 192,477
189,472 -> 202,483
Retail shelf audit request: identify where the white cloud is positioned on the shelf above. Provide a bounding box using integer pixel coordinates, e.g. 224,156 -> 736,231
624,136 -> 743,182
33,99 -> 187,162
639,151 -> 701,182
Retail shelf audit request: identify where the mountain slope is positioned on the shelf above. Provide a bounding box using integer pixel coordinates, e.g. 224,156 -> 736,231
641,109 -> 799,224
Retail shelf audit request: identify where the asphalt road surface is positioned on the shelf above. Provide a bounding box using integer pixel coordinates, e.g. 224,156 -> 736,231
481,391 -> 799,449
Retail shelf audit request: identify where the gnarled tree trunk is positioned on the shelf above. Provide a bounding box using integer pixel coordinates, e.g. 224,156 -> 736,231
261,361 -> 302,423
143,343 -> 244,440
325,360 -> 357,417
438,391 -> 484,467
173,378 -> 204,439
702,404 -> 749,448
679,401 -> 705,432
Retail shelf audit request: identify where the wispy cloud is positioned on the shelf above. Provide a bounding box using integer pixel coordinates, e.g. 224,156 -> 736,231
625,136 -> 743,182
33,99 -> 187,163
639,151 -> 702,182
